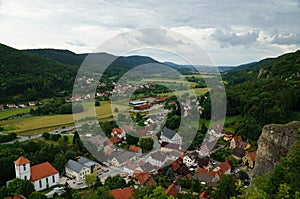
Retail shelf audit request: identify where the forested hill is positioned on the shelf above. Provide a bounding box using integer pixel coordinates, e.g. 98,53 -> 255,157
25,49 -> 87,66
223,50 -> 300,85
0,44 -> 78,103
221,50 -> 300,141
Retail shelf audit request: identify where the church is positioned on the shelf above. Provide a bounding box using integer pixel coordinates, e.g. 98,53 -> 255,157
14,156 -> 59,191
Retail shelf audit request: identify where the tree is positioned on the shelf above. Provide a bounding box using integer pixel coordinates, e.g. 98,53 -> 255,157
104,175 -> 128,190
211,175 -> 239,199
85,173 -> 97,189
146,185 -> 170,199
96,186 -> 114,199
126,132 -> 139,146
58,137 -> 68,152
140,137 -> 154,152
65,150 -> 76,160
95,101 -> 100,106
0,186 -> 8,199
53,153 -> 67,173
226,155 -> 238,169
7,178 -> 35,198
42,132 -> 50,140
237,170 -> 249,181
28,192 -> 48,199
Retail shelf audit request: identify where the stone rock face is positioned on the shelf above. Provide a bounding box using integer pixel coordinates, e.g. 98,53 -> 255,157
253,121 -> 300,176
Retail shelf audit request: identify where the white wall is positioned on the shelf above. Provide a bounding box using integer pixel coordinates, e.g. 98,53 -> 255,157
33,173 -> 59,191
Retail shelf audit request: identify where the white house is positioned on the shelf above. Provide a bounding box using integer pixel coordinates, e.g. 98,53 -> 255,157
160,127 -> 182,145
109,151 -> 136,167
65,159 -> 91,182
183,155 -> 197,167
145,151 -> 168,168
14,157 -> 59,191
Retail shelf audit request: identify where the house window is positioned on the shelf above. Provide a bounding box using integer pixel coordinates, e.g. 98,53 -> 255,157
39,180 -> 42,188
52,175 -> 55,183
46,178 -> 48,184
23,164 -> 26,171
24,176 -> 27,180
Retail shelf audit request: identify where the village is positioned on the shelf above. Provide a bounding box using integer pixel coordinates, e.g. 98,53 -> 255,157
6,95 -> 257,199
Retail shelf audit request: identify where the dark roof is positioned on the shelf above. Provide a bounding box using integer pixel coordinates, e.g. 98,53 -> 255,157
151,151 -> 167,162
78,157 -> 96,167
114,151 -> 136,164
65,159 -> 83,173
178,165 -> 189,176
165,183 -> 181,196
197,157 -> 209,167
161,127 -> 176,139
193,172 -> 214,183
232,148 -> 246,158
161,142 -> 180,150
141,162 -> 155,172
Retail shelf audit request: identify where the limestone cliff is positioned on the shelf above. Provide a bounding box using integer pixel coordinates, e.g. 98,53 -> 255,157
253,121 -> 300,176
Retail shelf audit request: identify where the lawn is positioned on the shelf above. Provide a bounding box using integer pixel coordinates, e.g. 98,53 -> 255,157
0,107 -> 36,120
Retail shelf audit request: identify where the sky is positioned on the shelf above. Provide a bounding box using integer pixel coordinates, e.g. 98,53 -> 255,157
0,0 -> 299,65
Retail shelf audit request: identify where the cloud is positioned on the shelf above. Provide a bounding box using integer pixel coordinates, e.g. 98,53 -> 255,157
212,29 -> 260,48
66,40 -> 88,47
271,33 -> 300,45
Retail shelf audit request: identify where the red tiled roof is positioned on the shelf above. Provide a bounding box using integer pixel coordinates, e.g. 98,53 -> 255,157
30,162 -> 58,182
112,128 -> 123,135
133,172 -> 150,184
14,157 -> 30,165
110,187 -> 134,199
233,135 -> 243,143
196,168 -> 216,177
171,161 -> 180,172
248,151 -> 257,162
128,145 -> 141,153
7,195 -> 27,199
199,191 -> 208,198
165,183 -> 181,196
109,137 -> 121,144
219,161 -> 231,173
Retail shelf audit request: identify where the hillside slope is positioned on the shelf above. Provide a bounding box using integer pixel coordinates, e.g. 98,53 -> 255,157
0,44 -> 78,103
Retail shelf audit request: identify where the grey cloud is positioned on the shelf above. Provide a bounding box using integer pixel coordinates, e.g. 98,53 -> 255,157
212,29 -> 259,47
66,40 -> 87,47
271,33 -> 300,45
135,28 -> 184,46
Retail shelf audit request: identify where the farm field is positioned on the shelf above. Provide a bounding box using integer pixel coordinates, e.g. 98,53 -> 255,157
0,106 -> 36,120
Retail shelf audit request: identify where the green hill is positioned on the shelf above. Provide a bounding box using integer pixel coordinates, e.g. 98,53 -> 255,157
223,50 -> 300,84
0,44 -> 78,103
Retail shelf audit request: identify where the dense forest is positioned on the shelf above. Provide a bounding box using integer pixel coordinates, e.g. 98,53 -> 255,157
201,50 -> 300,141
0,44 -> 78,103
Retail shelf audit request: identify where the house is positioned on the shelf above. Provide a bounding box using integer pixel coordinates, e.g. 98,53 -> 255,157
232,147 -> 247,160
183,155 -> 197,167
160,127 -> 182,145
28,102 -> 36,107
109,137 -> 121,145
128,145 -> 142,156
65,159 -> 91,182
123,160 -> 139,176
109,187 -> 134,199
242,151 -> 257,168
132,171 -> 156,186
197,157 -> 210,168
111,128 -> 126,140
77,157 -> 102,175
194,168 -> 217,184
160,142 -> 181,153
230,136 -> 251,149
14,156 -> 59,191
196,141 -> 215,157
168,150 -> 182,161
109,151 -> 136,167
139,162 -> 156,173
213,161 -> 231,177
146,151 -> 168,167
134,103 -> 152,111
165,182 -> 181,197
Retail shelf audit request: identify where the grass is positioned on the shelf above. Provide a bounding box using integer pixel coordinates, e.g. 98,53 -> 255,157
158,88 -> 209,97
0,101 -> 127,136
0,107 -> 36,120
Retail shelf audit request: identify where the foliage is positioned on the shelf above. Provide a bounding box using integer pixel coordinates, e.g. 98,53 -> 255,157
140,137 -> 154,152
0,44 -> 77,103
85,173 -> 97,188
28,192 -> 48,199
0,132 -> 17,143
211,174 -> 240,199
104,175 -> 128,190
211,148 -> 231,162
7,178 -> 35,198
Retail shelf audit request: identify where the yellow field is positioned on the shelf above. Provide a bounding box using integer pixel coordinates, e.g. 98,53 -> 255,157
158,88 -> 209,97
0,101 -> 123,135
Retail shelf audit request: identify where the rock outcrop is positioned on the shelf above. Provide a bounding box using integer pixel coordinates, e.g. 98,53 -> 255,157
253,121 -> 300,176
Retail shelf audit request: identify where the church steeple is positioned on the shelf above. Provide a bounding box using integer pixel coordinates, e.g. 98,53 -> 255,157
14,156 -> 31,181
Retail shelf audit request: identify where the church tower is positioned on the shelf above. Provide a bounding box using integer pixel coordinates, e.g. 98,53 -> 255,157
14,156 -> 31,181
